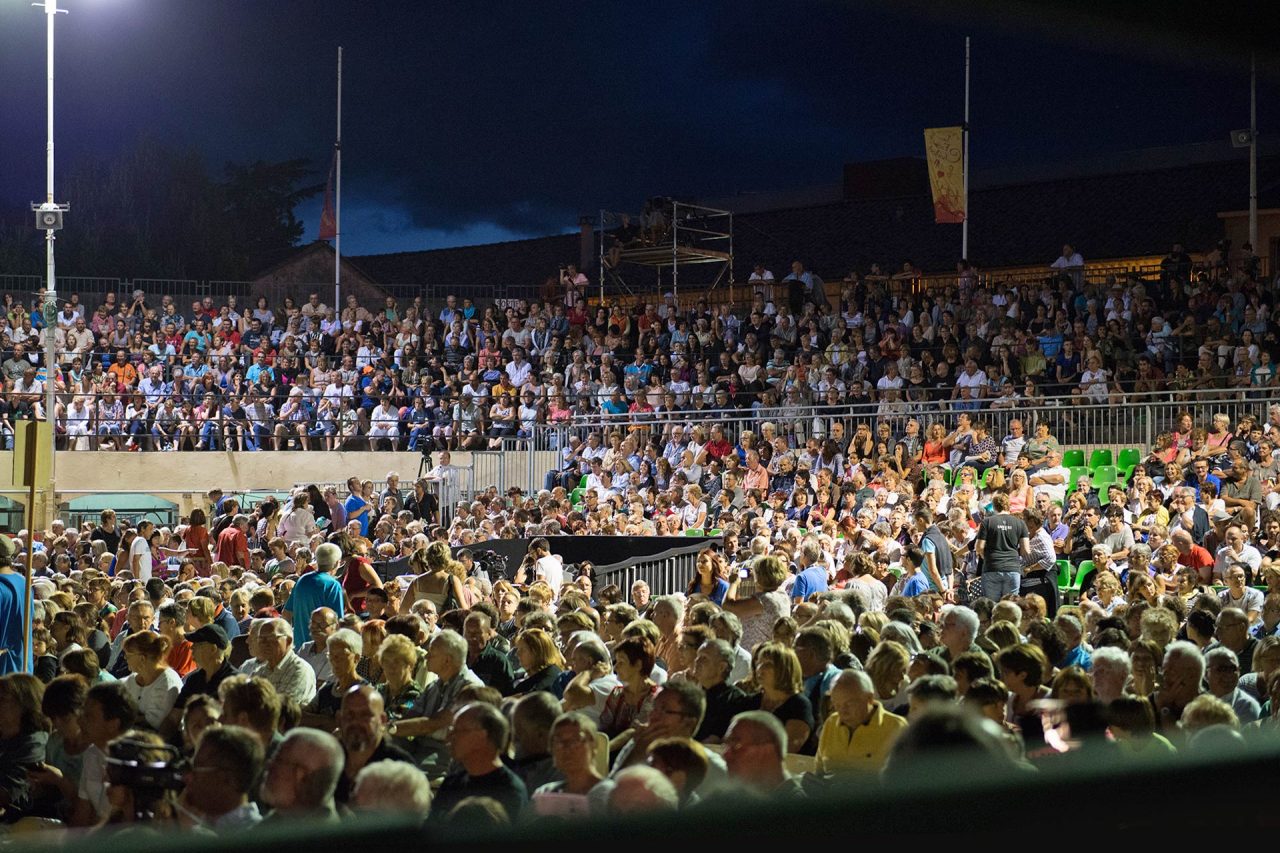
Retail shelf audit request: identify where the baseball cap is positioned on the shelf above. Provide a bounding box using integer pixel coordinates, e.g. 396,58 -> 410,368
185,624 -> 230,650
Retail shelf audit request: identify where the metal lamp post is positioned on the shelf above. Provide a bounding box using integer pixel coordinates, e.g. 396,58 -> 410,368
32,0 -> 68,523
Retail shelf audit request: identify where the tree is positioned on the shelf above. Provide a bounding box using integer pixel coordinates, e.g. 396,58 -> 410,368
0,138 -> 322,281
222,158 -> 324,276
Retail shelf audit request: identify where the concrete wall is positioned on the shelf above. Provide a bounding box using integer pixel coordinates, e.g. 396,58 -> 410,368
0,444 -> 567,529
0,450 -> 505,493
0,449 -> 524,528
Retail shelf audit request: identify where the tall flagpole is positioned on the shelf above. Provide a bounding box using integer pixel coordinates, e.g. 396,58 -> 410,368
1249,52 -> 1257,250
335,46 -> 343,309
962,36 -> 971,261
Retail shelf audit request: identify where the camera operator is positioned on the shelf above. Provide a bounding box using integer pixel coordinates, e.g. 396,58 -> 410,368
28,681 -> 138,827
101,731 -> 183,828
1064,503 -> 1103,568
405,476 -> 439,526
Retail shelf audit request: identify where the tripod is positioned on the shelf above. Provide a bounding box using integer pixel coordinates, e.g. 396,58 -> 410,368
417,449 -> 434,479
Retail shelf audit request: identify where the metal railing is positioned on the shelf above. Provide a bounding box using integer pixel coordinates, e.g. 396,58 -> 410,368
5,390 -> 538,458
532,387 -> 1280,467
590,538 -> 713,598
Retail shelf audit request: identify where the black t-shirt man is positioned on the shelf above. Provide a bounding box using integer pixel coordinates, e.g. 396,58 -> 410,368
90,525 -> 121,556
977,501 -> 1030,575
431,763 -> 528,821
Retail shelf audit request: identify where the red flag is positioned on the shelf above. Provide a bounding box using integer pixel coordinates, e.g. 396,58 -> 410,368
318,153 -> 337,240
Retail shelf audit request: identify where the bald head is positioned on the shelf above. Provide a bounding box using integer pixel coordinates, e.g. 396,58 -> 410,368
830,669 -> 877,728
338,683 -> 388,754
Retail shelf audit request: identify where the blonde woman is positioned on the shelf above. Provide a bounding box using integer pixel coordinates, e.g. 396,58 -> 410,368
680,485 -> 707,531
399,542 -> 466,615
376,634 -> 422,721
1089,571 -> 1127,615
864,640 -> 910,708
750,641 -> 815,753
724,554 -> 791,652
512,628 -> 565,696
1006,468 -> 1034,514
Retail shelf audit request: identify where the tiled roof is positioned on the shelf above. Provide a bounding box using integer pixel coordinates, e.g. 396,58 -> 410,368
350,232 -> 580,295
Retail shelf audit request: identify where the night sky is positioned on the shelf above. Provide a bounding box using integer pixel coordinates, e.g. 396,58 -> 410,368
0,0 -> 1275,257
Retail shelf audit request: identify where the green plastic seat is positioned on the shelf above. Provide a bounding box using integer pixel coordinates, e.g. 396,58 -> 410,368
579,474 -> 589,489
1062,449 -> 1086,468
707,528 -> 723,536
1092,465 -> 1118,489
1067,466 -> 1091,493
1055,560 -> 1073,594
976,468 -> 989,490
1067,560 -> 1095,602
1117,447 -> 1142,473
685,529 -> 705,537
1088,449 -> 1113,469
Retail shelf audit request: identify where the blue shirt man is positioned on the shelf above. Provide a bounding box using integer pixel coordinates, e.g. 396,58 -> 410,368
0,564 -> 27,675
1038,331 -> 1064,359
791,558 -> 828,603
345,480 -> 371,537
283,543 -> 346,646
900,565 -> 934,597
246,359 -> 273,385
1184,463 -> 1222,501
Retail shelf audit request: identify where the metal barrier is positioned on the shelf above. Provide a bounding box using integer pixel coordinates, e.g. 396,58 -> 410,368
534,388 -> 1280,476
590,538 -> 712,598
22,392 -> 542,456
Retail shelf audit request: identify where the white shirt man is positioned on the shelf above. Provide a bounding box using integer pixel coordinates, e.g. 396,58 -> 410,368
427,452 -> 462,509
257,619 -> 318,705
505,355 -> 532,388
130,522 -> 154,581
1000,421 -> 1027,469
954,362 -> 987,395
323,380 -> 353,405
368,400 -> 399,439
1051,244 -> 1084,271
1213,536 -> 1262,583
535,552 -> 565,591
14,374 -> 43,398
876,368 -> 904,395
1030,455 -> 1070,504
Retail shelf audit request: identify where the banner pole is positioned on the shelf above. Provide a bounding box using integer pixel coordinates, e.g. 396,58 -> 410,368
335,46 -> 343,309
962,36 -> 971,261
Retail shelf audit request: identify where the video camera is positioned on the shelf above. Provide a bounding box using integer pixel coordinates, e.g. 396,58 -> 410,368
105,738 -> 186,792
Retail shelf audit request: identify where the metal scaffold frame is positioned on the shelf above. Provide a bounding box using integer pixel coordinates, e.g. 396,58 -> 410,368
597,199 -> 734,305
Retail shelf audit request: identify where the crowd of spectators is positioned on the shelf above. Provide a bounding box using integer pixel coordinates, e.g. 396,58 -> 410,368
1,414 -> 1280,837
0,238 -> 1272,452
1,242 -> 1280,834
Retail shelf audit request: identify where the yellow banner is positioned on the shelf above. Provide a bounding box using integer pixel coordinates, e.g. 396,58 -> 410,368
924,126 -> 965,224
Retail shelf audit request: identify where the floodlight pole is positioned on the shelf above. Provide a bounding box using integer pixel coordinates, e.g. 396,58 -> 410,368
36,0 -> 66,525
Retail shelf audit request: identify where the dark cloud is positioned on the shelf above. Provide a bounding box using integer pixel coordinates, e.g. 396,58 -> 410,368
0,1 -> 1275,256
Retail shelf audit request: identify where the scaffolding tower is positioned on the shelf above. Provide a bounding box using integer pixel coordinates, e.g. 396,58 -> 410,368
597,200 -> 733,305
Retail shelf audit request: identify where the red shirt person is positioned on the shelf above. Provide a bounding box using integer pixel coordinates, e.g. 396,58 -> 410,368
215,514 -> 251,570
1172,529 -> 1214,584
